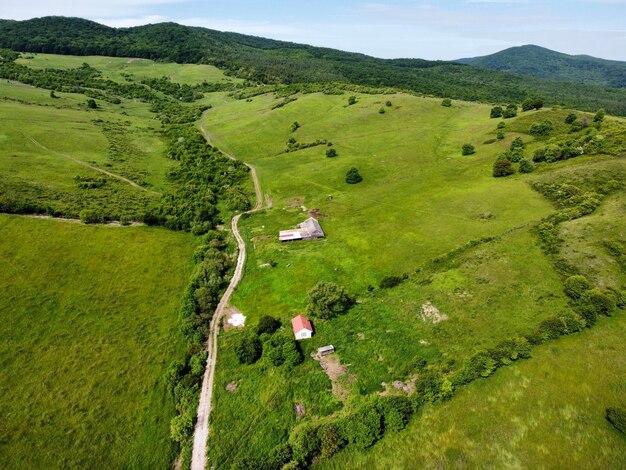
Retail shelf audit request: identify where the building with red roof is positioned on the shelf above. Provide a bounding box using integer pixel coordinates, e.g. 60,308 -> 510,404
291,314 -> 314,340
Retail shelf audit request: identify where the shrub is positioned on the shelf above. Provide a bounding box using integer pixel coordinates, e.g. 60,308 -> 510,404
79,209 -> 105,224
533,148 -> 546,162
306,281 -> 353,319
343,402 -> 383,449
509,148 -> 524,163
441,98 -> 452,107
496,130 -> 505,140
519,159 -> 534,174
529,120 -> 553,136
497,121 -> 506,129
378,107 -> 385,114
503,105 -> 517,118
267,443 -> 293,469
290,121 -> 300,132
345,167 -> 363,184
563,275 -> 591,299
490,106 -> 503,118
87,98 -> 98,109
462,143 -> 475,155
593,108 -> 605,122
386,100 -> 393,107
290,423 -> 321,462
235,333 -> 262,365
318,423 -> 345,458
170,412 -> 194,443
377,396 -> 413,432
348,95 -> 357,106
565,113 -> 577,124
379,275 -> 403,289
325,148 -> 337,158
493,158 -> 515,177
414,369 -> 445,403
522,97 -> 544,111
510,137 -> 524,150
256,315 -> 281,335
579,289 -> 616,317
606,407 -> 626,434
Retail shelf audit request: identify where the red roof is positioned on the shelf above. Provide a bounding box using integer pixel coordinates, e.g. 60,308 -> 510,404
291,314 -> 313,333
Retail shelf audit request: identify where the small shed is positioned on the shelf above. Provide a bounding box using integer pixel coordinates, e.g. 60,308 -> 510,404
292,314 -> 314,340
317,345 -> 335,356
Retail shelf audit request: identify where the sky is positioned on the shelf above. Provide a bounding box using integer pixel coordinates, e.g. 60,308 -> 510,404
2,0 -> 626,61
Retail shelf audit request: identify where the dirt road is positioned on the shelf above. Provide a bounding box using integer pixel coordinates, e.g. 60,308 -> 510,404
190,119 -> 265,470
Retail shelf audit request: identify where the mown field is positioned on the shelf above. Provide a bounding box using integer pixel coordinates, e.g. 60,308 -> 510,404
0,215 -> 197,469
201,91 -> 626,466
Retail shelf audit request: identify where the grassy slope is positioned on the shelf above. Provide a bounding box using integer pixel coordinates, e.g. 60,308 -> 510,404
201,93 -> 620,463
16,53 -> 244,85
0,215 -> 197,469
319,189 -> 626,468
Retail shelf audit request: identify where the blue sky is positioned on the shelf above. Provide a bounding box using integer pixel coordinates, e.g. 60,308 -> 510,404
4,1 -> 626,60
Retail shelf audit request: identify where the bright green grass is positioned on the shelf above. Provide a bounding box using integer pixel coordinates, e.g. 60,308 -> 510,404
16,53 -> 243,85
202,92 -> 601,463
0,215 -> 197,469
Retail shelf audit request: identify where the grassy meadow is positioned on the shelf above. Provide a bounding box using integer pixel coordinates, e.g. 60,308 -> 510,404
0,215 -> 197,469
16,53 -> 243,85
202,91 -> 626,465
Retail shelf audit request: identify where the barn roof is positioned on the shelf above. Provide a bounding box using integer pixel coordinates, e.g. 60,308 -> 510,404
292,314 -> 313,333
299,217 -> 324,238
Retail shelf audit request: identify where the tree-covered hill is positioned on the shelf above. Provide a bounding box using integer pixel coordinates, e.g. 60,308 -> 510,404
457,45 -> 626,88
2,17 -> 626,115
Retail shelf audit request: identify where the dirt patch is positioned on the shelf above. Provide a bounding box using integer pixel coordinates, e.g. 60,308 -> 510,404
226,381 -> 238,393
421,301 -> 448,324
356,332 -> 365,340
380,375 -> 418,396
223,306 -> 246,331
285,196 -> 304,209
308,208 -> 328,219
313,353 -> 354,401
295,402 -> 306,417
126,58 -> 147,63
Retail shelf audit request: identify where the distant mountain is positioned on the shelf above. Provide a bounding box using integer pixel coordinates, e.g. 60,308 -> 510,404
457,45 -> 626,88
1,17 -> 626,115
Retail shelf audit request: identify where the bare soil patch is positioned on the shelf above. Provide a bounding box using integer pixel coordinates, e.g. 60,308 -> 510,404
313,352 -> 354,401
421,301 -> 448,324
226,381 -> 238,393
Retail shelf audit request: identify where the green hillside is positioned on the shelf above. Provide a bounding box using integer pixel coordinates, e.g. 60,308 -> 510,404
2,17 -> 626,115
458,44 -> 626,88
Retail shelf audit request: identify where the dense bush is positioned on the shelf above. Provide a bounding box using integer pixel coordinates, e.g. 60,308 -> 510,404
346,167 -> 363,184
493,158 -> 515,177
318,423 -> 345,458
326,148 -> 337,158
256,315 -> 281,335
348,95 -> 357,105
594,108 -> 605,122
290,121 -> 300,132
529,120 -> 553,136
579,289 -> 616,317
343,401 -> 383,449
290,423 -> 321,463
236,333 -> 263,365
264,332 -> 302,368
441,98 -> 452,107
496,130 -> 505,140
376,396 -> 413,432
522,97 -> 544,111
306,281 -> 354,319
79,208 -> 106,224
519,159 -> 534,173
563,275 -> 592,299
606,407 -> 626,434
565,113 -> 578,124
462,143 -> 475,155
503,104 -> 518,118
490,106 -> 503,118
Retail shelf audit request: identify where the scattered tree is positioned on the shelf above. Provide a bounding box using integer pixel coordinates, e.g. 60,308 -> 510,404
510,137 -> 525,150
256,315 -> 281,335
235,333 -> 262,365
306,281 -> 353,319
345,167 -> 363,184
593,108 -> 605,122
522,97 -> 544,111
519,159 -> 534,173
490,106 -> 503,118
326,148 -> 337,158
493,158 -> 515,177
462,143 -> 475,155
86,98 -> 98,109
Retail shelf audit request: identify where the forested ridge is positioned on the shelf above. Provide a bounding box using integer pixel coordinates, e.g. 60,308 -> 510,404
2,16 -> 626,115
457,45 -> 626,89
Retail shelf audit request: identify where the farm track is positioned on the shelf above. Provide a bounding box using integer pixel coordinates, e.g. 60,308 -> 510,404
190,118 -> 266,470
20,132 -> 161,195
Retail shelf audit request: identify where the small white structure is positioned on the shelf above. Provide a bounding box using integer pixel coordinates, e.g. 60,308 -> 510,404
227,313 -> 246,328
317,345 -> 335,356
279,217 -> 325,242
292,314 -> 314,340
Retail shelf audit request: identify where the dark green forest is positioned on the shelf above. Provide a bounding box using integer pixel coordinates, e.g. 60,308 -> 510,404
457,45 -> 626,89
2,17 -> 626,115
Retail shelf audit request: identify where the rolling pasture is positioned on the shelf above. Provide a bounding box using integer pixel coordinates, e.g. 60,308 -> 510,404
0,215 -> 196,469
202,91 -> 626,465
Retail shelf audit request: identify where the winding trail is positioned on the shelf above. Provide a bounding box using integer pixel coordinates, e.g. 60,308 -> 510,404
190,118 -> 265,470
20,132 -> 161,195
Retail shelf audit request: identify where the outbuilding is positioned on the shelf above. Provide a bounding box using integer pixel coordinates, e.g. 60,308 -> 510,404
279,217 -> 325,242
317,345 -> 335,356
292,314 -> 314,340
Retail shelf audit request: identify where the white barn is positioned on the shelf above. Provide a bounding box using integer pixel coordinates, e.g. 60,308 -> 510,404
279,217 -> 325,242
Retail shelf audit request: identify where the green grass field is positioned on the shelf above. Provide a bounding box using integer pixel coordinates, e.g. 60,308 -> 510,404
201,91 -> 626,465
0,215 -> 197,469
16,53 -> 243,85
